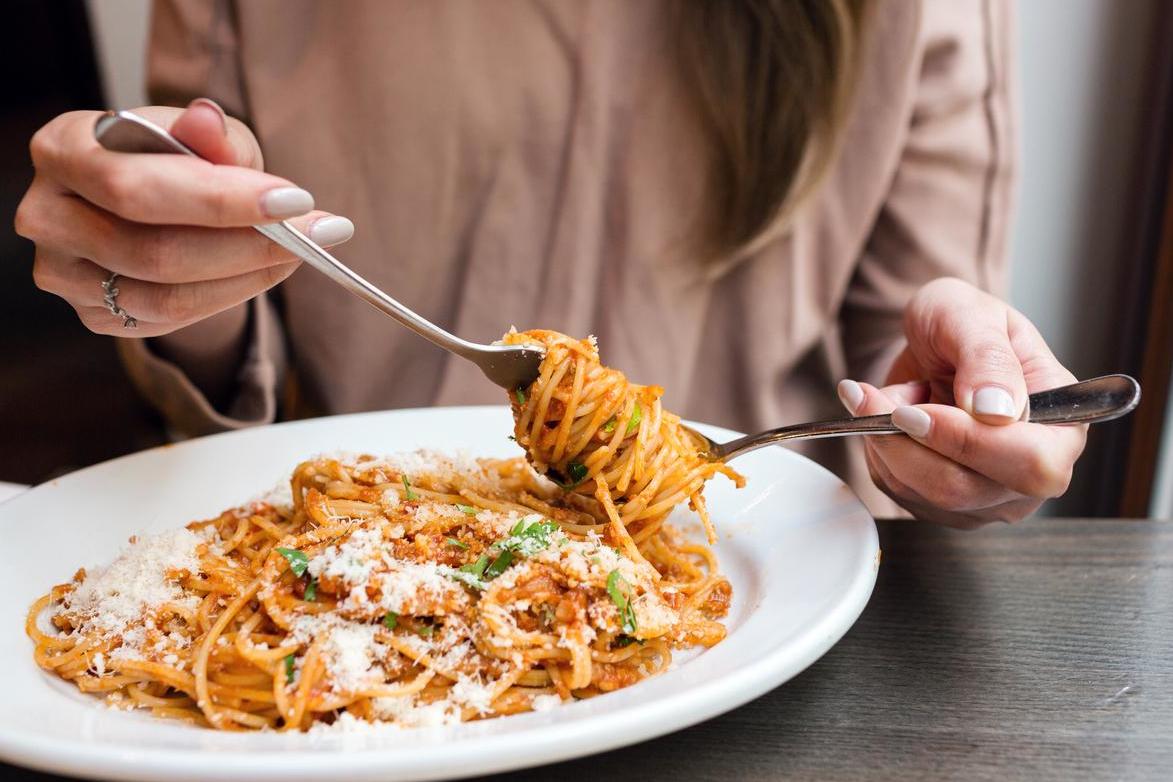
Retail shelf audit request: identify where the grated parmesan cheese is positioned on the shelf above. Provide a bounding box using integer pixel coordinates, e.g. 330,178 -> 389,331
62,528 -> 201,652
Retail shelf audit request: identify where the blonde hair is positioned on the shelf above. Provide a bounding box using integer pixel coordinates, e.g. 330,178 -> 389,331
671,0 -> 869,263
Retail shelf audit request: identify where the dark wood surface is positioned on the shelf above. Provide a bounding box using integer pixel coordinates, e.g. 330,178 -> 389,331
5,518 -> 1171,781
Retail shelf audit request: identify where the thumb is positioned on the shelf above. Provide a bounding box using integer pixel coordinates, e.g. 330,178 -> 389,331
168,98 -> 262,169
907,279 -> 1028,425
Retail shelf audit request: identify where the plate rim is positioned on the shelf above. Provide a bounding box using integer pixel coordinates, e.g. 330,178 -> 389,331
0,405 -> 879,782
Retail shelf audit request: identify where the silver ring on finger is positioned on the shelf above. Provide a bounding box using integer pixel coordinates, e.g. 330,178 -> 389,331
100,272 -> 138,329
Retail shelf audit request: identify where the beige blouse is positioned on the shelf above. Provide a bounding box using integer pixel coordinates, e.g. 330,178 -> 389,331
120,0 -> 1016,515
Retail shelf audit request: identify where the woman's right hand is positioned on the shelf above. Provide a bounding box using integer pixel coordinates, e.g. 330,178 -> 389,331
14,99 -> 354,338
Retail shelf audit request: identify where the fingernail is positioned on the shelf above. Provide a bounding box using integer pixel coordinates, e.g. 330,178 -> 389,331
837,379 -> 864,415
261,187 -> 315,219
308,215 -> 354,246
892,406 -> 931,438
973,386 -> 1018,420
188,98 -> 227,135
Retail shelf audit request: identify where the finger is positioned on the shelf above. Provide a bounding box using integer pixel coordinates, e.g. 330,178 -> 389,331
890,402 -> 1087,499
40,255 -> 298,327
20,182 -> 351,283
863,448 -> 1010,529
838,378 -> 928,415
30,110 -> 313,226
849,382 -> 1011,512
1007,309 -> 1078,394
906,278 -> 1028,424
73,304 -> 202,338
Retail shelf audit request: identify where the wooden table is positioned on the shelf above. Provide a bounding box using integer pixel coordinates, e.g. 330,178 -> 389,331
6,519 -> 1171,781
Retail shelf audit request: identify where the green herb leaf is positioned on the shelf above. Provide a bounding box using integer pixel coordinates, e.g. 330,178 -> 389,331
514,387 -> 527,405
606,570 -> 638,635
460,554 -> 491,579
303,577 -> 317,602
447,569 -> 488,590
416,623 -> 435,638
485,550 -> 514,579
284,654 -> 296,683
456,504 -> 478,516
554,461 -> 589,489
625,402 -> 642,435
446,537 -> 469,550
507,435 -> 517,442
601,415 -> 617,434
276,547 -> 309,577
499,518 -> 560,556
382,611 -> 398,630
401,474 -> 418,501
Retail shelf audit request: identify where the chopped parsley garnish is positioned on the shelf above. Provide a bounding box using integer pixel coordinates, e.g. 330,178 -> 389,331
448,519 -> 560,590
275,547 -> 309,577
502,518 -> 560,556
446,537 -> 469,550
456,504 -> 478,516
554,461 -> 589,489
460,554 -> 491,579
284,654 -> 295,683
606,570 -> 638,635
382,611 -> 398,630
303,577 -> 317,602
614,635 -> 644,648
416,624 -> 435,638
485,550 -> 514,579
514,387 -> 527,405
626,402 -> 642,435
601,415 -> 617,434
401,474 -> 418,501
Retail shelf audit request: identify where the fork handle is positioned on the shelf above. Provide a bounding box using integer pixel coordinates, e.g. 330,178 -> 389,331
712,374 -> 1140,462
92,110 -> 483,360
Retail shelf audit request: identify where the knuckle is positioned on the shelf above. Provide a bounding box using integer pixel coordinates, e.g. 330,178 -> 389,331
155,284 -> 202,323
30,255 -> 56,292
101,166 -> 143,216
13,196 -> 38,240
28,125 -> 55,166
1022,451 -> 1072,498
135,228 -> 177,281
964,341 -> 1019,376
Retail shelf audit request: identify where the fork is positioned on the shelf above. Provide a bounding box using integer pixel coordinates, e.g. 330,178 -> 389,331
684,374 -> 1141,462
92,110 -> 545,391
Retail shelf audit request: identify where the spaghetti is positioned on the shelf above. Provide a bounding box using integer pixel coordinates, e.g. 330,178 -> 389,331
29,451 -> 733,731
503,329 -> 745,553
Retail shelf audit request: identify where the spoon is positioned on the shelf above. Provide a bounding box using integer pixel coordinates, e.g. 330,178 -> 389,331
92,110 -> 545,391
684,374 -> 1141,462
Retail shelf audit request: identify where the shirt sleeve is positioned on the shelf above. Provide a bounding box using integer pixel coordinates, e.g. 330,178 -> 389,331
842,0 -> 1018,386
117,296 -> 287,436
115,0 -> 287,436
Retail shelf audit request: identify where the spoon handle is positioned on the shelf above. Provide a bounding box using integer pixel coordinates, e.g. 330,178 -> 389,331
712,374 -> 1140,461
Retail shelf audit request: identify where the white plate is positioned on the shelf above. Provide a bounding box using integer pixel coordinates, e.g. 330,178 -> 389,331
0,406 -> 878,782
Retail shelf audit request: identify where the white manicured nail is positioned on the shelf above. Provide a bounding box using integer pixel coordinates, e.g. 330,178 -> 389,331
973,386 -> 1018,419
261,187 -> 314,219
308,216 -> 354,246
892,406 -> 931,438
838,379 -> 864,414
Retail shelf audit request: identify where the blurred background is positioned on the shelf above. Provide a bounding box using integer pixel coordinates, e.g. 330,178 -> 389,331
2,0 -> 1171,518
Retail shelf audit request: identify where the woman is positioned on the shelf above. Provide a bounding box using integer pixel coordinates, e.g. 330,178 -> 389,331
14,0 -> 1085,527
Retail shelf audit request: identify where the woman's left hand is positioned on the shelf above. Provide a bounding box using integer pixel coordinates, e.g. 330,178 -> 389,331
838,277 -> 1087,529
